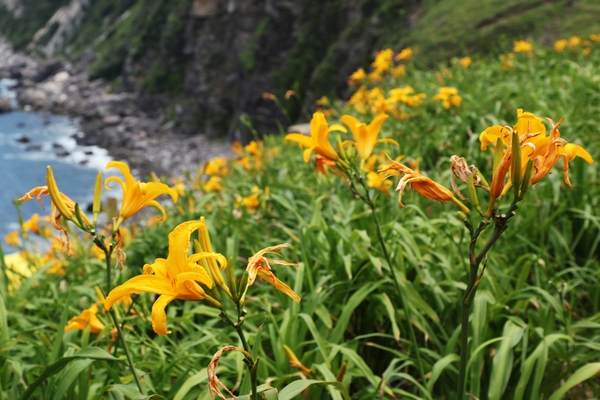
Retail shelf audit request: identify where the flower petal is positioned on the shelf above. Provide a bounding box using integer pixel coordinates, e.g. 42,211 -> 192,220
151,294 -> 177,336
104,275 -> 176,311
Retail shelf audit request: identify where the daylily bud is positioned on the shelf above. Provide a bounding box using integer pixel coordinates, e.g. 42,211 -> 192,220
237,271 -> 249,304
74,203 -> 87,230
93,171 -> 102,227
518,159 -> 535,201
510,130 -> 522,200
225,256 -> 238,300
492,138 -> 504,175
336,159 -> 351,171
335,135 -> 349,163
46,166 -> 75,222
467,175 -> 484,215
456,211 -> 468,222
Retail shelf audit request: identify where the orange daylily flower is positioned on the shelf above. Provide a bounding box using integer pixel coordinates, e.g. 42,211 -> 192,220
340,114 -> 398,160
104,221 -> 225,335
105,161 -> 178,230
285,112 -> 347,162
64,304 -> 105,334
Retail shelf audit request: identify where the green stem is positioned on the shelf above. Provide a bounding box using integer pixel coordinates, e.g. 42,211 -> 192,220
109,309 -> 144,394
99,237 -> 145,395
222,307 -> 258,399
363,185 -> 426,385
456,221 -> 507,400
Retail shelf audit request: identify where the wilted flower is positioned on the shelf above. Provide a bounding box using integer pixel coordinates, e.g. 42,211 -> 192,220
240,243 -> 300,303
379,157 -> 470,213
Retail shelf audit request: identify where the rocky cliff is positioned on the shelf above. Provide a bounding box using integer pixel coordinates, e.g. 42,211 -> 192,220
0,0 -> 416,141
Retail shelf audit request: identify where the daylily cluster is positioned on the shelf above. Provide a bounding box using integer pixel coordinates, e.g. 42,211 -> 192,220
285,111 -> 400,184
104,219 -> 300,336
369,109 -> 593,219
348,85 -> 426,118
432,87 -> 462,109
477,109 -> 593,215
554,34 -> 598,55
348,47 -> 414,86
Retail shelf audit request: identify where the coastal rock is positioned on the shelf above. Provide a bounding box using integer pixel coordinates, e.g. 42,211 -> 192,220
17,88 -> 51,110
0,98 -> 12,113
102,115 -> 121,125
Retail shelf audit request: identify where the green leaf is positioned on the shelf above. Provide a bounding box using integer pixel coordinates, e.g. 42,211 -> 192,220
427,353 -> 460,394
173,369 -> 207,400
52,358 -> 94,400
278,379 -> 350,400
514,334 -> 568,400
20,347 -> 118,400
299,313 -> 330,366
329,281 -> 385,344
548,363 -> 600,400
487,321 -> 524,400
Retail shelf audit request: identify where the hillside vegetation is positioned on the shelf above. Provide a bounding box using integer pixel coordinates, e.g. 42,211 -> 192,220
2,34 -> 600,398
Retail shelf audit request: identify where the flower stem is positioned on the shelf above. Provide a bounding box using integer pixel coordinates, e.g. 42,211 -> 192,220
456,219 -> 507,399
363,185 -> 426,385
98,235 -> 144,395
222,307 -> 259,399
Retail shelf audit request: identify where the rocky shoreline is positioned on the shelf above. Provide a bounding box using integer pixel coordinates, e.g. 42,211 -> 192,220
0,38 -> 232,178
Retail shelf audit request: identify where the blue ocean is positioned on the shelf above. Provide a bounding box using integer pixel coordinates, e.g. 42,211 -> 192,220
0,78 -> 112,251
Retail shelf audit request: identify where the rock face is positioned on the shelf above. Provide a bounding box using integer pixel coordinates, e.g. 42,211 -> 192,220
1,1 -> 416,141
0,97 -> 12,113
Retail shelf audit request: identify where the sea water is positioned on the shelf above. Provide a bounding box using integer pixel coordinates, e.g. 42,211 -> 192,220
0,78 -> 113,251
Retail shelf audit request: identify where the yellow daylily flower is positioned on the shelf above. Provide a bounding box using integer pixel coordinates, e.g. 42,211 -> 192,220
348,68 -> 366,86
240,243 -> 300,303
554,39 -> 568,52
104,221 -> 225,335
459,57 -> 472,68
340,114 -> 397,160
433,87 -> 462,109
483,113 -> 593,215
4,251 -> 35,293
394,47 -> 413,61
513,40 -> 533,54
285,112 -> 347,162
371,48 -> 394,73
203,157 -> 229,176
105,161 -> 179,230
366,171 -> 393,194
379,158 -> 470,214
4,231 -> 20,247
19,173 -> 91,252
203,176 -> 224,192
64,304 -> 105,334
